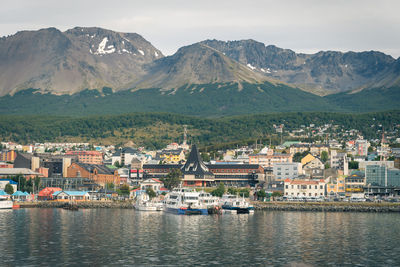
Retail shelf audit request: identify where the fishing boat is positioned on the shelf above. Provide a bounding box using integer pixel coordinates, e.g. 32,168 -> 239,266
164,187 -> 208,215
134,193 -> 163,211
0,195 -> 13,209
220,194 -> 254,214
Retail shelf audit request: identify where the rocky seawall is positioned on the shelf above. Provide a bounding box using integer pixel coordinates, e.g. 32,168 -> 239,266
19,201 -> 134,209
252,201 -> 400,212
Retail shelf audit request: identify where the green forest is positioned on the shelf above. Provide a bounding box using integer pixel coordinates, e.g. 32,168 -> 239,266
0,111 -> 398,150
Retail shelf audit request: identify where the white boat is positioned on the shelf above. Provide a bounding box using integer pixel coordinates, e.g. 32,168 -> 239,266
219,194 -> 254,214
0,195 -> 13,209
134,193 -> 163,211
164,187 -> 208,215
198,191 -> 222,214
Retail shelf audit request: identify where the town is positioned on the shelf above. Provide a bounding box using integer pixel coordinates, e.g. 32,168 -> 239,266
1,122 -> 400,205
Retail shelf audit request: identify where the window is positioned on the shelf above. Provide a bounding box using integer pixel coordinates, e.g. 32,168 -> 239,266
315,185 -> 317,189
285,185 -> 288,189
320,185 -> 323,189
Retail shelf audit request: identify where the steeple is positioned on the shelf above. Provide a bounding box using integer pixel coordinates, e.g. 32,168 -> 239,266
181,144 -> 213,178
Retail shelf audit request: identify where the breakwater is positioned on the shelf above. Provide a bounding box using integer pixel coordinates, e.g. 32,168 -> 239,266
252,201 -> 400,212
19,201 -> 134,209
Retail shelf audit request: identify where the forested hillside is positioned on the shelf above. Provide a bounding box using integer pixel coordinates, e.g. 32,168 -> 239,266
1,111 -> 398,149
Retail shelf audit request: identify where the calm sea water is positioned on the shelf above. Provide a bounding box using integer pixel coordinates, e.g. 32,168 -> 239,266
0,209 -> 399,266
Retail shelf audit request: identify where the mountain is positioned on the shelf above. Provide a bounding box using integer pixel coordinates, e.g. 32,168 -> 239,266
200,39 -> 397,95
0,27 -> 163,96
131,43 -> 270,91
0,27 -> 399,115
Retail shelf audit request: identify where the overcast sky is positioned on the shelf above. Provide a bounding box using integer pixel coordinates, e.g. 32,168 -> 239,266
1,0 -> 399,58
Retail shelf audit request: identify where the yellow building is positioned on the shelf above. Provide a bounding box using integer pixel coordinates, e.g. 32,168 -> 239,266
326,176 -> 346,196
157,149 -> 185,164
301,154 -> 315,166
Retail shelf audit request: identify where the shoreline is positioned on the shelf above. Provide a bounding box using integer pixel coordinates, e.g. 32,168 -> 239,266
252,201 -> 400,212
17,201 -> 400,212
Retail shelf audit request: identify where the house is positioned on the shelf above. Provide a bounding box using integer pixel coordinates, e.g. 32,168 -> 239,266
66,162 -> 120,186
284,179 -> 326,197
38,187 -> 63,200
53,190 -> 90,201
301,154 -> 315,166
139,178 -> 164,191
303,156 -> 324,178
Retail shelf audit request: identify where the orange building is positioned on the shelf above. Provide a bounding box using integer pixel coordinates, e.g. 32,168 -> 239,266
0,150 -> 17,162
65,151 -> 103,164
66,162 -> 120,186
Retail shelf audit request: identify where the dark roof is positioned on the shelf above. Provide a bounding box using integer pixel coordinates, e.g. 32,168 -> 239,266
76,163 -> 114,175
207,164 -> 261,169
181,145 -> 213,176
143,164 -> 182,169
113,147 -> 138,157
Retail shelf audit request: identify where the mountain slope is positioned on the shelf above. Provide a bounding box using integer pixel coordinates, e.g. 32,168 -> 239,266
132,43 -> 269,90
201,39 -> 396,95
0,27 -> 163,96
0,82 -> 339,116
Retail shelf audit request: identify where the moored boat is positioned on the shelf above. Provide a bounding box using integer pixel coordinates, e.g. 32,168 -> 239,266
164,187 -> 208,215
135,193 -> 163,211
0,195 -> 13,209
220,194 -> 254,214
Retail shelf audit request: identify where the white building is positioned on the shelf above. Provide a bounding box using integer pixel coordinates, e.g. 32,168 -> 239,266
284,179 -> 326,197
273,162 -> 302,180
330,150 -> 349,175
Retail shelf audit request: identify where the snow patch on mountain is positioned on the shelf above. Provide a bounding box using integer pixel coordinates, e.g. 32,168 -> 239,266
247,63 -> 256,70
138,49 -> 145,56
94,37 -> 116,55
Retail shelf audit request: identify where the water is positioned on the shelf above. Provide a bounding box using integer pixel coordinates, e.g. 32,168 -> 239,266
0,209 -> 399,266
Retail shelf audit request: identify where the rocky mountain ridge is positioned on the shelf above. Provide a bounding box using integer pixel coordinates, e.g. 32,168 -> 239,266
0,27 -> 399,98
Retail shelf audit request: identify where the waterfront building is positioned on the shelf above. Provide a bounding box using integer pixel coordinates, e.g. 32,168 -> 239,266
365,165 -> 400,187
326,176 -> 345,196
345,172 -> 366,195
143,145 -> 263,187
248,147 -> 292,168
284,179 -> 326,197
273,162 -> 302,180
38,187 -> 63,200
65,151 -> 103,164
66,162 -> 120,187
52,190 -> 90,201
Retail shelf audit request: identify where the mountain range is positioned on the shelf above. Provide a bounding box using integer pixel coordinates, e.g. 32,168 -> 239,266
0,27 -> 399,115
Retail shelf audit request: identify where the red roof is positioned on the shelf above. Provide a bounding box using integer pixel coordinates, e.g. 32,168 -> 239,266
152,178 -> 162,183
38,187 -> 62,197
